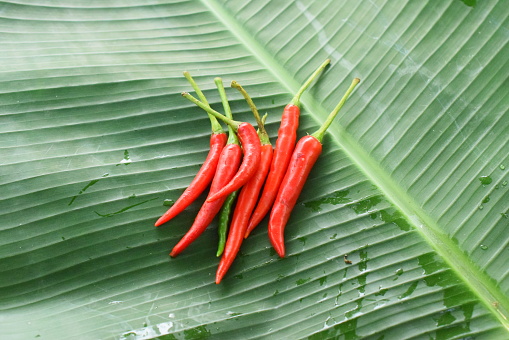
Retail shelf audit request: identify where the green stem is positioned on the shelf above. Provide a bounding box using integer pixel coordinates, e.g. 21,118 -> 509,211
311,78 -> 360,143
290,58 -> 331,107
183,71 -> 223,134
215,77 -> 239,145
230,81 -> 270,145
260,112 -> 268,127
182,92 -> 240,130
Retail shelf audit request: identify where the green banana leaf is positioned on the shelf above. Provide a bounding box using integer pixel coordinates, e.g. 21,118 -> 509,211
1,0 -> 508,339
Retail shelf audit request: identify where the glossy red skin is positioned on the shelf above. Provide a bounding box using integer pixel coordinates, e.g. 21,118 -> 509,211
268,135 -> 322,258
247,104 -> 300,231
169,143 -> 242,257
206,123 -> 261,202
155,133 -> 227,227
215,144 -> 273,284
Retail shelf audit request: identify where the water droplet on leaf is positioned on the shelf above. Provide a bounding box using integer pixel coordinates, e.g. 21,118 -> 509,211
163,199 -> 175,206
479,176 -> 492,185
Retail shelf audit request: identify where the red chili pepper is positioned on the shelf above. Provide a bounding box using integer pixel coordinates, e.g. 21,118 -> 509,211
170,143 -> 241,257
155,72 -> 225,227
205,123 -> 260,202
247,59 -> 330,233
170,77 -> 240,256
216,144 -> 272,283
269,78 -> 360,257
182,92 -> 261,203
215,82 -> 273,284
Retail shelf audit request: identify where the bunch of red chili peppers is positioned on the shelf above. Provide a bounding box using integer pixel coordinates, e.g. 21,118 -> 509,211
155,59 -> 360,284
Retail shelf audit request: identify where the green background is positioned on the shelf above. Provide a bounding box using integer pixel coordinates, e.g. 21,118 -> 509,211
1,0 -> 508,339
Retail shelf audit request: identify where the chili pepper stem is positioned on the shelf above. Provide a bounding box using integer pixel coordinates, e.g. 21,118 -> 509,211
183,72 -> 223,134
290,59 -> 331,107
231,81 -> 271,145
311,78 -> 360,142
215,77 -> 239,145
182,92 -> 240,130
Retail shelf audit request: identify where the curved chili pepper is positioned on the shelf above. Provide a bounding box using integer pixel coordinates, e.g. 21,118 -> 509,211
205,122 -> 260,202
154,133 -> 226,227
227,81 -> 275,238
215,82 -> 273,283
155,72 -> 225,227
216,144 -> 273,283
268,78 -> 360,257
216,190 -> 238,257
170,77 -> 240,256
170,144 -> 241,257
247,59 -> 330,232
246,104 -> 298,231
182,92 -> 261,203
